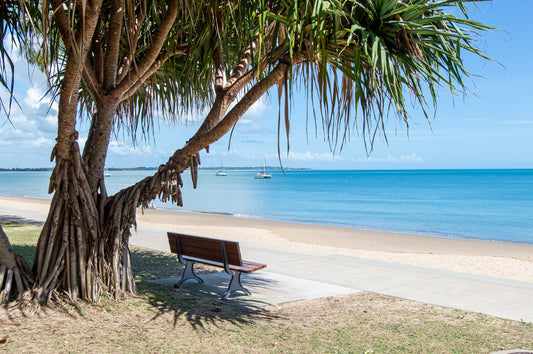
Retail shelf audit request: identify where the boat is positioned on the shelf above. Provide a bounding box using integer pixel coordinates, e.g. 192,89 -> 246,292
104,169 -> 111,177
215,163 -> 227,176
255,171 -> 271,179
254,161 -> 272,179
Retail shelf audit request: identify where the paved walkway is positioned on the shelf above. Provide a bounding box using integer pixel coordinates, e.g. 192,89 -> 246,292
1,204 -> 532,323
133,226 -> 533,323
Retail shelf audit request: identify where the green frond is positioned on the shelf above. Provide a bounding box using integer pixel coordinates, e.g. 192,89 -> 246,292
268,0 -> 494,150
0,0 -> 40,118
21,0 -> 492,152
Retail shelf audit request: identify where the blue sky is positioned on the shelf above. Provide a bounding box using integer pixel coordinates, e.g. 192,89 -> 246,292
1,0 -> 532,170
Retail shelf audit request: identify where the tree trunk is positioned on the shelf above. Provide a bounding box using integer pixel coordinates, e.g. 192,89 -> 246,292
32,94 -> 135,303
0,225 -> 33,303
83,99 -> 117,192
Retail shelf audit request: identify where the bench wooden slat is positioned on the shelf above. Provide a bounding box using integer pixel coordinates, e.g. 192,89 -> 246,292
239,260 -> 268,273
170,233 -> 244,267
181,256 -> 267,273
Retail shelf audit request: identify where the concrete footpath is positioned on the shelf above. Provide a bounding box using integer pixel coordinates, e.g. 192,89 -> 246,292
132,226 -> 533,323
1,204 -> 532,323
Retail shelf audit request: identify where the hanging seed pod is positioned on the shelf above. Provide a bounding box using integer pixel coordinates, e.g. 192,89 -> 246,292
189,156 -> 196,188
131,187 -> 140,209
177,187 -> 183,207
177,171 -> 183,187
49,165 -> 59,194
161,178 -> 169,201
149,171 -> 160,192
171,183 -> 177,204
190,155 -> 199,189
161,168 -> 169,188
50,145 -> 57,162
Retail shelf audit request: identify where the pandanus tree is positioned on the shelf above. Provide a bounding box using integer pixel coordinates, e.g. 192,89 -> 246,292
0,0 -> 491,304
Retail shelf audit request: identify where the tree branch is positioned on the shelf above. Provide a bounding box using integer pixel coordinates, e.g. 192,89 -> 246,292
116,6 -> 147,85
169,59 -> 295,166
224,43 -> 289,100
103,0 -> 124,90
225,34 -> 261,88
83,58 -> 104,98
55,0 -> 105,158
214,42 -> 224,92
92,17 -> 104,86
49,0 -> 73,50
188,44 -> 290,140
119,46 -> 188,101
114,0 -> 179,98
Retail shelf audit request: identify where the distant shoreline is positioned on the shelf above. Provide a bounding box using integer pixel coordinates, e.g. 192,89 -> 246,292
0,166 -> 311,172
2,167 -> 532,172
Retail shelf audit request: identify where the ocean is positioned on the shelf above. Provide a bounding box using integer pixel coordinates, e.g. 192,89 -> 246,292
1,169 -> 532,245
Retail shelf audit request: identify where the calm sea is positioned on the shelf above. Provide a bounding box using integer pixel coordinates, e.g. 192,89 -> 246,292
1,169 -> 532,244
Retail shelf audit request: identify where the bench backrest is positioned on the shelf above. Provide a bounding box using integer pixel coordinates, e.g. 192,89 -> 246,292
167,232 -> 243,267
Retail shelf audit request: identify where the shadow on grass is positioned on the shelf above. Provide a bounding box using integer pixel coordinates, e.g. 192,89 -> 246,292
10,245 -> 36,268
130,247 -> 280,331
0,233 -> 279,331
0,215 -> 44,227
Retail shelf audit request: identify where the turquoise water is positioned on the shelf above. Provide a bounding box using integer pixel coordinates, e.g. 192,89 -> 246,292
1,169 -> 532,244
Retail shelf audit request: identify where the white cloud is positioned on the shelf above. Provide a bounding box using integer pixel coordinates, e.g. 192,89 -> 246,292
108,141 -> 155,156
24,87 -> 47,110
236,121 -> 271,134
0,114 -> 56,166
38,114 -> 58,133
357,153 -> 423,164
285,151 -> 343,162
180,107 -> 210,123
244,97 -> 268,119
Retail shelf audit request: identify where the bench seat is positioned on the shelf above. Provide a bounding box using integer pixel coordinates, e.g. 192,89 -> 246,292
167,232 -> 266,299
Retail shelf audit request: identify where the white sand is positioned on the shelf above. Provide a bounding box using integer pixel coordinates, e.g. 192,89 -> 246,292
137,208 -> 533,283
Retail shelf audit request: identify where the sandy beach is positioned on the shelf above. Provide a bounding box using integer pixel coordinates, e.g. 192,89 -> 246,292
1,194 -> 532,283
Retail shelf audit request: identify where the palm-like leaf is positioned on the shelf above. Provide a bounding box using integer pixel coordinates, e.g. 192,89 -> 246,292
29,0 -> 491,150
0,0 -> 39,117
258,0 -> 492,150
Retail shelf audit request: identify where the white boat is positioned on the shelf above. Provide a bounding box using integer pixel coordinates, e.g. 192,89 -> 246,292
255,171 -> 271,179
104,169 -> 111,177
254,162 -> 272,179
215,163 -> 227,176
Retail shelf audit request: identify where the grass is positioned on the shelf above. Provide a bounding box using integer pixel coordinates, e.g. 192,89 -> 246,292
1,218 -> 40,267
0,218 -> 532,353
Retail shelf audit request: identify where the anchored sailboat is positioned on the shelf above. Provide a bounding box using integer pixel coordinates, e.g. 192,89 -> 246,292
215,163 -> 227,176
254,161 -> 271,179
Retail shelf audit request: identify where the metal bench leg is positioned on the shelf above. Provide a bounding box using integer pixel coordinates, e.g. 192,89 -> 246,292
177,261 -> 204,285
222,271 -> 251,300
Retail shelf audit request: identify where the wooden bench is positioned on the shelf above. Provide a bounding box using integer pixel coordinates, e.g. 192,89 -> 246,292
167,232 -> 267,300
